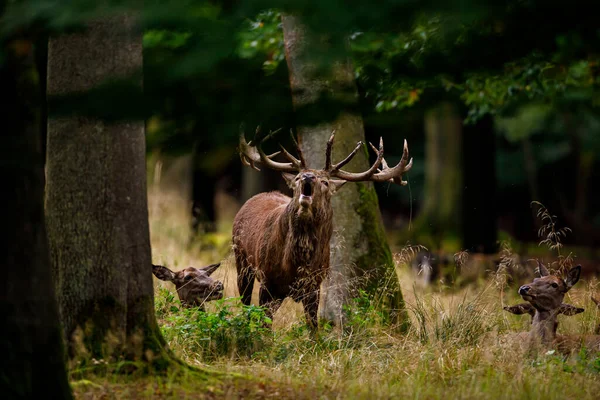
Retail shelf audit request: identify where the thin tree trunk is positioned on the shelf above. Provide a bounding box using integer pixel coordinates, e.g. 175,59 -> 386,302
46,14 -> 168,364
0,34 -> 73,398
414,102 -> 463,250
281,14 -> 408,329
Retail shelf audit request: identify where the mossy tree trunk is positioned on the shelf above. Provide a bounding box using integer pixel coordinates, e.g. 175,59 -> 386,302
0,31 -> 73,398
45,14 -> 169,365
281,14 -> 408,329
413,102 -> 463,251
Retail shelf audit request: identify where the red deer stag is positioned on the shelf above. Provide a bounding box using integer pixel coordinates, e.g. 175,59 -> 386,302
508,261 -> 600,354
152,263 -> 224,310
232,126 -> 412,330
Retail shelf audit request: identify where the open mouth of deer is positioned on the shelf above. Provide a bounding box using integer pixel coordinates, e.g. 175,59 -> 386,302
299,180 -> 313,208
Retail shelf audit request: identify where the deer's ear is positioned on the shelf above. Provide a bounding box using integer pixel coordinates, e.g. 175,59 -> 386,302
201,262 -> 221,276
558,303 -> 584,316
536,260 -> 550,277
282,172 -> 296,187
152,264 -> 176,281
565,265 -> 581,291
503,303 -> 535,316
330,179 -> 347,193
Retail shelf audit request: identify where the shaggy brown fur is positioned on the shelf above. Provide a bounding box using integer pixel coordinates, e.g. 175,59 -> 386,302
233,171 -> 342,330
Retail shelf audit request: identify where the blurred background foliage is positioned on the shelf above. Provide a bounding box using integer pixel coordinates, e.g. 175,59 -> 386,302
2,0 -> 600,254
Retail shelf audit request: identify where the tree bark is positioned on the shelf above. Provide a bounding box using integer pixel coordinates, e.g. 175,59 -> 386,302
281,14 -> 408,329
46,14 -> 168,364
0,34 -> 73,399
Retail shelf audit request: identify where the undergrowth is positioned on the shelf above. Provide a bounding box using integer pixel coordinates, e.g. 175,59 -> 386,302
156,289 -> 273,361
70,187 -> 600,399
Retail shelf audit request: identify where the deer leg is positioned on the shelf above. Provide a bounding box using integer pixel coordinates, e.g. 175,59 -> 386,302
235,253 -> 255,306
301,290 -> 320,331
259,285 -> 282,324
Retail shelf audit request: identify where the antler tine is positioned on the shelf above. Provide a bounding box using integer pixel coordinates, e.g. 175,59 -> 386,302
331,137 -> 413,184
278,144 -> 302,169
324,131 -> 336,171
367,139 -> 413,185
289,129 -> 307,169
261,126 -> 283,143
329,137 -> 384,181
239,124 -> 261,171
238,124 -> 299,173
332,140 -> 363,171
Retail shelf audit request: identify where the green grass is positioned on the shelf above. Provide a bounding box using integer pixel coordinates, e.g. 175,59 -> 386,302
71,186 -> 600,399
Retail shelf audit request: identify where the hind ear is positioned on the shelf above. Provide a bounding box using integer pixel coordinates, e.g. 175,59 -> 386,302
558,303 -> 585,316
565,265 -> 581,291
536,260 -> 550,277
201,262 -> 221,276
152,264 -> 176,281
503,303 -> 535,316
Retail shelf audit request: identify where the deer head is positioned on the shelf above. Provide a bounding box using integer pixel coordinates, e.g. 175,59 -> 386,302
238,125 -> 412,219
513,261 -> 581,342
518,261 -> 581,312
152,263 -> 224,308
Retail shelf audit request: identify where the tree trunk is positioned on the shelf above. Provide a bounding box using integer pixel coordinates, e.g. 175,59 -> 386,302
281,14 -> 408,329
46,14 -> 168,364
0,34 -> 73,399
413,103 -> 463,251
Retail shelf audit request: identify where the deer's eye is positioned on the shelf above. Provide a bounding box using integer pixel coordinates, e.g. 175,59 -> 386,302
322,181 -> 329,187
184,275 -> 193,281
551,282 -> 558,288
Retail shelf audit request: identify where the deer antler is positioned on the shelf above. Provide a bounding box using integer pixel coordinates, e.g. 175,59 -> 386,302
238,124 -> 305,172
325,131 -> 412,184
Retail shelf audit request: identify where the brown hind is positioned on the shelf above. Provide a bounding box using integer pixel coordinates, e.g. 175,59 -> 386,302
511,261 -> 600,354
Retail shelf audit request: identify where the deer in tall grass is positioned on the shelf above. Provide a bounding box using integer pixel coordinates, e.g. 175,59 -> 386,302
232,126 -> 412,330
507,261 -> 600,354
152,263 -> 224,310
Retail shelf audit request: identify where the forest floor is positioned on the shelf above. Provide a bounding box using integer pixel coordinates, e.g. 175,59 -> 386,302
72,188 -> 600,399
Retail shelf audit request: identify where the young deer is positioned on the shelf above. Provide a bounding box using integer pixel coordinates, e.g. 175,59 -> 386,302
152,263 -> 224,310
512,261 -> 600,354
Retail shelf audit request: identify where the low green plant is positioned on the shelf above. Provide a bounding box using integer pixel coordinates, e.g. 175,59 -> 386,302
157,292 -> 273,361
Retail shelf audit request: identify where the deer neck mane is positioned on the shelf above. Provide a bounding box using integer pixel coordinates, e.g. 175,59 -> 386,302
280,197 -> 333,275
